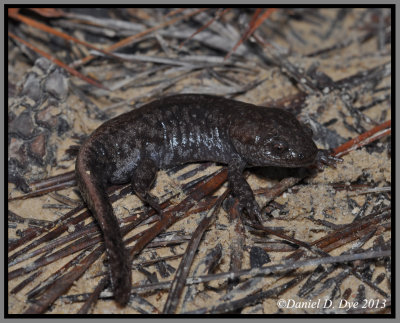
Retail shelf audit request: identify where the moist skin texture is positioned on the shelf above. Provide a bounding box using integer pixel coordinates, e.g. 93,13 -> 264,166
75,94 -> 336,306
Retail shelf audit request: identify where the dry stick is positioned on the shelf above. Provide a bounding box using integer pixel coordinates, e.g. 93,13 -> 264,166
146,236 -> 190,249
129,294 -> 161,314
29,171 -> 76,191
77,276 -> 109,314
254,176 -> 303,203
351,259 -> 390,299
325,221 -> 389,253
8,180 -> 77,202
24,215 -> 184,304
276,209 -> 390,301
42,180 -> 212,312
10,270 -> 43,294
48,191 -> 81,207
274,211 -> 389,299
179,8 -> 231,49
163,188 -> 229,314
255,208 -> 387,258
185,196 -> 219,216
8,32 -> 107,90
71,8 -> 208,68
305,31 -> 373,57
8,227 -> 47,254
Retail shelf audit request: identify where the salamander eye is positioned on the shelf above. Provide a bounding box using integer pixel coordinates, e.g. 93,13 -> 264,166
273,142 -> 287,152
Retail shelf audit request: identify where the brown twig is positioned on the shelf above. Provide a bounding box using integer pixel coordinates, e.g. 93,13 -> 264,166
333,120 -> 391,157
225,8 -> 277,60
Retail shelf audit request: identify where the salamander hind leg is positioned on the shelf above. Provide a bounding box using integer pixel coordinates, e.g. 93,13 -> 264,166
131,159 -> 163,214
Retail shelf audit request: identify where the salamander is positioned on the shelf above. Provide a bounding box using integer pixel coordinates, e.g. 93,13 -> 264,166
75,94 -> 339,305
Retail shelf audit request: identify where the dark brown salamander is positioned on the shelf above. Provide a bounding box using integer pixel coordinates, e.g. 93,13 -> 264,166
75,94 -> 338,305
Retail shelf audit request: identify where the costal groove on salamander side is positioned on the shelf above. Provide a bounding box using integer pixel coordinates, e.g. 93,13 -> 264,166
75,94 -> 337,306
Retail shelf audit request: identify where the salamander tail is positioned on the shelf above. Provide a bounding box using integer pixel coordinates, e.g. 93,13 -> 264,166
75,155 -> 132,306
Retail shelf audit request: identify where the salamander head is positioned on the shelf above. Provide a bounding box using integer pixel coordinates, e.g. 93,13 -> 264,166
230,108 -> 318,167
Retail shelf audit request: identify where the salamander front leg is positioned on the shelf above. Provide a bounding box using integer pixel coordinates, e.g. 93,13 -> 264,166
131,160 -> 163,215
228,157 -> 263,224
